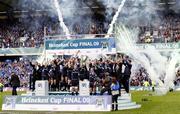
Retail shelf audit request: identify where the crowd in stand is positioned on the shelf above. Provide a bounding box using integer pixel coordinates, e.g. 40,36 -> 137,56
0,21 -> 45,48
130,67 -> 151,86
0,14 -> 180,48
139,15 -> 180,43
0,18 -> 106,48
0,59 -> 32,88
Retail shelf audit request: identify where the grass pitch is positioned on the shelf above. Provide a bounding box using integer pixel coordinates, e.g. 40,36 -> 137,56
0,91 -> 180,114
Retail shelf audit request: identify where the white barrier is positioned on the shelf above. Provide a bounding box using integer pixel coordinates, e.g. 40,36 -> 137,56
2,96 -> 112,111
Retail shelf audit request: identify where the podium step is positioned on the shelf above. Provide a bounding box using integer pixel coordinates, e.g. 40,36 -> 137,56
118,99 -> 131,104
118,102 -> 136,106
117,93 -> 141,110
118,96 -> 131,100
118,104 -> 141,110
118,93 -> 131,100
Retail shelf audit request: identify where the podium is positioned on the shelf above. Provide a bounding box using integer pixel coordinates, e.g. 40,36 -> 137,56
35,80 -> 49,96
79,79 -> 90,96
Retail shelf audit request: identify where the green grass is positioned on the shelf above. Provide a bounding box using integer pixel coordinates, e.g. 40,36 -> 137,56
0,91 -> 180,114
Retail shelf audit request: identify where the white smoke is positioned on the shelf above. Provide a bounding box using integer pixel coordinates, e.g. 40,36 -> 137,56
171,0 -> 180,13
103,0 -> 161,34
119,0 -> 161,27
106,0 -> 126,37
17,0 -> 90,35
54,0 -> 71,39
17,0 -> 83,63
115,24 -> 180,94
115,25 -> 163,84
164,52 -> 180,89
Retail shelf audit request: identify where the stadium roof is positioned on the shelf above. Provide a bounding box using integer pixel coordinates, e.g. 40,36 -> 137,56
0,0 -> 13,12
0,0 -> 178,19
0,0 -> 177,11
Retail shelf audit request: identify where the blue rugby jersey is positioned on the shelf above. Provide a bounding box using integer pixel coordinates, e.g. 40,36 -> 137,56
111,81 -> 120,95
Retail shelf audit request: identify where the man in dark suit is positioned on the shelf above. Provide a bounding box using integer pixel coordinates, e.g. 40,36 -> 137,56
30,62 -> 42,91
10,72 -> 20,95
121,56 -> 132,93
53,59 -> 61,91
114,54 -> 123,95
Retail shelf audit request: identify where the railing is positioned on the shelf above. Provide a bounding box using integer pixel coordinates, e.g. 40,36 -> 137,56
0,34 -> 114,48
45,34 -> 114,39
1,33 -> 180,49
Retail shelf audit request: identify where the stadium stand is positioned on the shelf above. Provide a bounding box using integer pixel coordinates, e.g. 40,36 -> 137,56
0,14 -> 180,48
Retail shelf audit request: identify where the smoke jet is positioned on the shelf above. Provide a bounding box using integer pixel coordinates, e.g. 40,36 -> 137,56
115,24 -> 180,95
105,0 -> 126,38
54,0 -> 71,39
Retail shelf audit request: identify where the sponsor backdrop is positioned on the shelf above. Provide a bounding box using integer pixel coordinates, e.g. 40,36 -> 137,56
2,96 -> 112,111
45,38 -> 116,55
